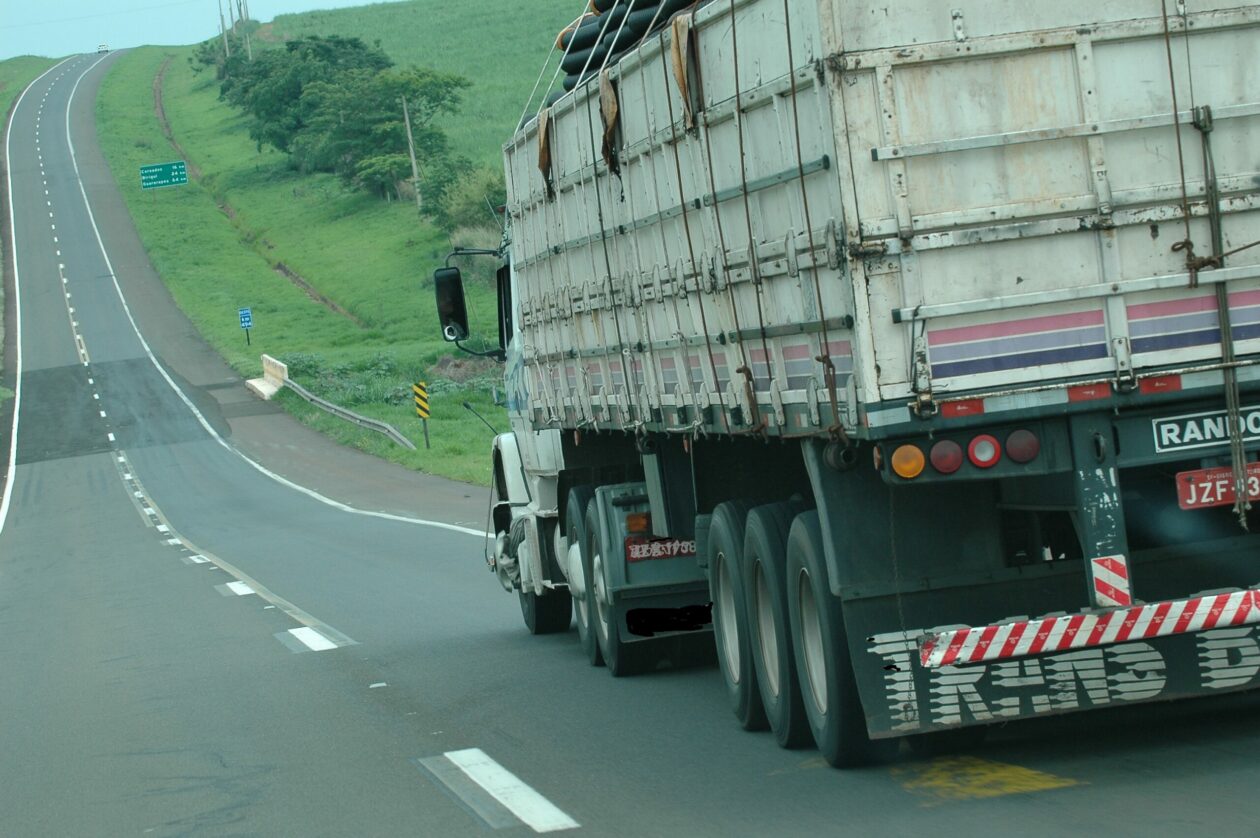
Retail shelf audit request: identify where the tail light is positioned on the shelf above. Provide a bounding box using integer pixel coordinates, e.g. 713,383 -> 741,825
625,512 -> 651,533
967,434 -> 1001,468
891,444 -> 926,479
929,440 -> 964,474
1005,429 -> 1040,463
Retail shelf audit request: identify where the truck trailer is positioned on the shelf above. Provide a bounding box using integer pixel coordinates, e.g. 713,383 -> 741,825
435,0 -> 1260,766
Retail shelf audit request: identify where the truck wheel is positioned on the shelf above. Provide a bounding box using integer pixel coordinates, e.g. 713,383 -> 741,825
786,511 -> 886,767
708,500 -> 767,730
744,503 -> 812,748
519,587 -> 572,634
566,487 -> 603,666
586,498 -> 639,676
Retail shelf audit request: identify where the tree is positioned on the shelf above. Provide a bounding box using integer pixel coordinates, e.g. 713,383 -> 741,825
290,67 -> 469,186
221,35 -> 393,154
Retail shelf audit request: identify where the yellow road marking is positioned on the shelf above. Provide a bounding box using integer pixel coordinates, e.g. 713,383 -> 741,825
894,756 -> 1079,803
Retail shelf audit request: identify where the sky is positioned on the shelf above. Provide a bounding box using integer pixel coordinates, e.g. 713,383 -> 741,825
0,0 -> 401,61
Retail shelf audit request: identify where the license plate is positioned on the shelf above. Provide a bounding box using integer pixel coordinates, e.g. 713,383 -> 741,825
625,536 -> 697,563
1176,463 -> 1260,510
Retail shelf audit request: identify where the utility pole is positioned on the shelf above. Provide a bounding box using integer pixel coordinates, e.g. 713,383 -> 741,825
401,95 -> 423,213
218,0 -> 231,58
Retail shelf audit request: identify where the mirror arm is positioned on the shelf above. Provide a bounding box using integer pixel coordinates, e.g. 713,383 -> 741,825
455,339 -> 506,363
445,247 -> 501,267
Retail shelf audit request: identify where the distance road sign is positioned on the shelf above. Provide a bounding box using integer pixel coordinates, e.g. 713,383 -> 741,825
140,161 -> 188,189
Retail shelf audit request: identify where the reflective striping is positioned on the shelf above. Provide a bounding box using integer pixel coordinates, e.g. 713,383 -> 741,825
442,748 -> 579,833
921,588 -> 1260,668
1091,554 -> 1131,608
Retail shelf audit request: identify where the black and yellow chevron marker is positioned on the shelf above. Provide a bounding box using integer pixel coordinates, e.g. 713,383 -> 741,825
413,382 -> 430,420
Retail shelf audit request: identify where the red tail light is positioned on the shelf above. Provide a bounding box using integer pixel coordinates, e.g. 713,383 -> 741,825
1005,429 -> 1040,463
968,434 -> 1001,468
929,440 -> 964,474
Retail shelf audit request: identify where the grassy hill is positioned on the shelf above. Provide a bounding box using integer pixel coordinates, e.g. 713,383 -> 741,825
264,1 -> 576,168
92,2 -> 580,484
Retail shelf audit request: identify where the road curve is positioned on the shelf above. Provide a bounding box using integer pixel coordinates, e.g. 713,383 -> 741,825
3,53 -> 1260,838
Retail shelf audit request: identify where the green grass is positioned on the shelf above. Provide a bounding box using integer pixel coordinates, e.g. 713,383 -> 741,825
89,2 -> 579,484
95,46 -> 509,484
263,0 -> 576,168
0,56 -> 58,121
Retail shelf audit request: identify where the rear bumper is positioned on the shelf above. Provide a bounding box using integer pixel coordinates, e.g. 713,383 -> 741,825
921,587 -> 1260,668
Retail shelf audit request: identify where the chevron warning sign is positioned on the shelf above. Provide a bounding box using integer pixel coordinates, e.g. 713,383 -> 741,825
413,382 -> 430,419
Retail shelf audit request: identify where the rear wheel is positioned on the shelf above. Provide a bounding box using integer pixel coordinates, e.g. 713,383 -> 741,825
566,487 -> 603,666
745,502 -> 812,748
586,499 -> 638,676
519,586 -> 572,634
708,500 -> 766,730
786,511 -> 887,767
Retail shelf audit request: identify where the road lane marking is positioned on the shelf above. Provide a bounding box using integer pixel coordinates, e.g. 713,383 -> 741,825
219,581 -> 255,596
893,756 -> 1078,803
0,54 -> 76,536
53,55 -> 492,543
286,627 -> 338,651
418,749 -> 579,833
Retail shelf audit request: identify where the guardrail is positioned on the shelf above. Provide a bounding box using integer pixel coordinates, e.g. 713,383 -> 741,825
250,354 -> 417,451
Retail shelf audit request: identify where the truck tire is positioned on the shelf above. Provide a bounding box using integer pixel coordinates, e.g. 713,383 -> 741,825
786,511 -> 886,767
586,498 -> 639,676
708,500 -> 767,730
519,586 -> 572,634
566,487 -> 604,666
744,502 -> 812,748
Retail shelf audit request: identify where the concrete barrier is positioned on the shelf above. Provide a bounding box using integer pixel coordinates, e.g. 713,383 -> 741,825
246,354 -> 288,400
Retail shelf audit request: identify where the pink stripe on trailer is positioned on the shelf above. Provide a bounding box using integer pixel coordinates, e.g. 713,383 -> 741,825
929,309 -> 1104,347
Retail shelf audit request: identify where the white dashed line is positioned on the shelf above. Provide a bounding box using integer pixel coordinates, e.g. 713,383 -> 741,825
108,433 -> 116,442
287,627 -> 338,652
419,749 -> 580,833
98,410 -> 106,418
226,581 -> 255,596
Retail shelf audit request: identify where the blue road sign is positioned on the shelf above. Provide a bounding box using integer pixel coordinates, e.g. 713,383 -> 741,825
239,307 -> 253,329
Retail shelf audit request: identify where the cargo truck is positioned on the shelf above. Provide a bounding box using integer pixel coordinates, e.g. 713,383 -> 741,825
434,0 -> 1260,766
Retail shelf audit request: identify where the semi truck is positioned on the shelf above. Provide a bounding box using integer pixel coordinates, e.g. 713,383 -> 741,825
434,0 -> 1260,766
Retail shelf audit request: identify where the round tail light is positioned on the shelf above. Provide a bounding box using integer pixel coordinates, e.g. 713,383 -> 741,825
967,434 -> 1001,468
929,439 -> 964,474
891,444 -> 926,479
1006,429 -> 1041,463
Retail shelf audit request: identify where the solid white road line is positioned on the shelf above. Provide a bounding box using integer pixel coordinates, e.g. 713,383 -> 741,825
51,57 -> 492,542
0,55 -> 76,537
444,748 -> 579,833
288,626 -> 337,651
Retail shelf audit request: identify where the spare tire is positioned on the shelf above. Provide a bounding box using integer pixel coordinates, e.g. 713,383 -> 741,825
561,43 -> 609,74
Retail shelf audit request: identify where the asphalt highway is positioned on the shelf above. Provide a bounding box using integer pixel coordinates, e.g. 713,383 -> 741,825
3,53 -> 1260,838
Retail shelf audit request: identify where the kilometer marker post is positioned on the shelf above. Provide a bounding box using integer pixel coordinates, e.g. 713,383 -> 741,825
413,381 -> 431,449
239,307 -> 253,346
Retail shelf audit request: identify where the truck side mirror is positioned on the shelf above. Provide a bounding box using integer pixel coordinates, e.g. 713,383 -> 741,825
434,267 -> 470,342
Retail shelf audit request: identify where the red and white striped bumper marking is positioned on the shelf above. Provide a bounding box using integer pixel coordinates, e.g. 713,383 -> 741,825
919,588 -> 1260,669
1091,554 -> 1132,607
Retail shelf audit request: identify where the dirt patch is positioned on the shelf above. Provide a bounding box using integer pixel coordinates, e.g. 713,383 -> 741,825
152,58 -> 202,180
273,261 -> 364,326
150,57 -> 362,327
